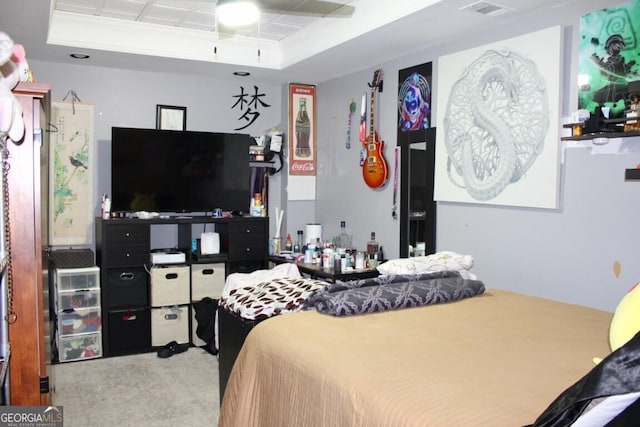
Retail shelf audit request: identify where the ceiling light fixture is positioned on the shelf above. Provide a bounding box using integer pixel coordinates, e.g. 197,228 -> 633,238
217,0 -> 260,27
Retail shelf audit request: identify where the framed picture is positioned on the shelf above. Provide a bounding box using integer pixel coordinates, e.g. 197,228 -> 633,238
288,83 -> 317,176
156,104 -> 186,130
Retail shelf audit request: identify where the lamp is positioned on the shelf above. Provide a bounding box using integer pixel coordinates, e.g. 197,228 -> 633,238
217,0 -> 260,27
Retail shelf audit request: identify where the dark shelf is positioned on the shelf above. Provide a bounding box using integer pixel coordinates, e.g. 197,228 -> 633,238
562,130 -> 640,141
625,169 -> 640,181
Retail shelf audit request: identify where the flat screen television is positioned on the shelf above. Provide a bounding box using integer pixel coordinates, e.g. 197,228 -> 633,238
111,127 -> 251,213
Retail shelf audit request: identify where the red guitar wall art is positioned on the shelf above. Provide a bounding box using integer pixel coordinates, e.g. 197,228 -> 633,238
362,69 -> 389,189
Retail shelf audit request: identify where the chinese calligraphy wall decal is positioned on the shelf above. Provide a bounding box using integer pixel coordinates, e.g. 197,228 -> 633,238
288,83 -> 317,176
232,85 -> 271,131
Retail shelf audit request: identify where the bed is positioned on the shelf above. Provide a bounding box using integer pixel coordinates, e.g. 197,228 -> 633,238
217,253 -> 640,426
217,286 -> 627,426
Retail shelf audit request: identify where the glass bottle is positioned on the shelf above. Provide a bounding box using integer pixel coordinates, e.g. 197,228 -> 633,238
295,97 -> 311,157
294,230 -> 303,254
366,232 -> 379,257
285,233 -> 293,251
338,221 -> 352,249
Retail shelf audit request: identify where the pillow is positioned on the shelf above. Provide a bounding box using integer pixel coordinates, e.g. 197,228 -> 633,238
376,251 -> 474,275
609,283 -> 640,352
570,392 -> 640,427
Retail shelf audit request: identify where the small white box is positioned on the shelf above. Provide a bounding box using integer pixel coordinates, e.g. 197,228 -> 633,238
150,251 -> 186,265
150,265 -> 190,306
200,232 -> 220,255
151,306 -> 189,346
191,263 -> 225,301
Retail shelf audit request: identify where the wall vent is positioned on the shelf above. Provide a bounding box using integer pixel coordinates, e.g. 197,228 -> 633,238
460,1 -> 514,16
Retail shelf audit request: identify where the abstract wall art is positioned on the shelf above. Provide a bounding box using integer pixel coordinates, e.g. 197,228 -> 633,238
434,26 -> 562,209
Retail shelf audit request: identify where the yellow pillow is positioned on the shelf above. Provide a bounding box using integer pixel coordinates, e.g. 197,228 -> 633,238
609,283 -> 640,351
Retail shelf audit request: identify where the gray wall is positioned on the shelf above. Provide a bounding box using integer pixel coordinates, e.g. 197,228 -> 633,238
312,0 -> 640,312
31,0 -> 638,311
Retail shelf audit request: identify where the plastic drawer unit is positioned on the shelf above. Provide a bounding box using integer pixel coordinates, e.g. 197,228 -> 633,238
54,266 -> 103,362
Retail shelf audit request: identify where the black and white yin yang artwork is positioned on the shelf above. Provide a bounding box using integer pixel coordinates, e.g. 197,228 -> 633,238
435,26 -> 562,209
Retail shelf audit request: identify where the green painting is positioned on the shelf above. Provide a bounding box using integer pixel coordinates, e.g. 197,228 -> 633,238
50,102 -> 94,245
578,0 -> 640,119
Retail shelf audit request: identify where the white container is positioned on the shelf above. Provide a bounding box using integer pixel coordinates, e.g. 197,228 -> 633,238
150,265 -> 190,306
151,306 -> 189,346
191,263 -> 225,301
200,232 -> 220,255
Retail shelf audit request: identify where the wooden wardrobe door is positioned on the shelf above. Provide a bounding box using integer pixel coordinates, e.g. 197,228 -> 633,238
8,82 -> 51,405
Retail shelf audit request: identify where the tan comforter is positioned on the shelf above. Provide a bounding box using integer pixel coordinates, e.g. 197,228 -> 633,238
218,289 -> 612,427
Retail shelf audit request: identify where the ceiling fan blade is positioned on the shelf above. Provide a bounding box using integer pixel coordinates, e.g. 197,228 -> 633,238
258,0 -> 355,18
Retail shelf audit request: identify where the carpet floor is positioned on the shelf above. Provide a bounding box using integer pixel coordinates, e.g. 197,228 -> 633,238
51,347 -> 220,426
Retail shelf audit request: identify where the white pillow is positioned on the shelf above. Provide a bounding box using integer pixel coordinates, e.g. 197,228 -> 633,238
570,392 -> 640,426
377,251 -> 474,275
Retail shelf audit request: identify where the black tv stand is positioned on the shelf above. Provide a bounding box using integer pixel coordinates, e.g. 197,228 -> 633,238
95,215 -> 268,357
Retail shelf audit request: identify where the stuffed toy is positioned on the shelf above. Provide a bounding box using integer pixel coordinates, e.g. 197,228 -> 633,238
11,43 -> 34,83
593,283 -> 640,364
0,31 -> 25,143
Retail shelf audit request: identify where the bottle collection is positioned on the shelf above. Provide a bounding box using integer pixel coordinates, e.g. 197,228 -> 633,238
273,221 -> 384,272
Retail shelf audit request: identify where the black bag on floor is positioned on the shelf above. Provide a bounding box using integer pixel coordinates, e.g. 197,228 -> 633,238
193,297 -> 218,355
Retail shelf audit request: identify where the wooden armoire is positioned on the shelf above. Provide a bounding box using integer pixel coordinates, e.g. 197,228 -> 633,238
6,82 -> 52,405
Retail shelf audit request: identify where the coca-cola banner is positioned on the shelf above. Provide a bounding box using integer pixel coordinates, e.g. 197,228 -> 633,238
289,83 -> 317,176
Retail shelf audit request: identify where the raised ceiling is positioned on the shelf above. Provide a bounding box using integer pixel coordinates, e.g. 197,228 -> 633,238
1,0 -> 581,85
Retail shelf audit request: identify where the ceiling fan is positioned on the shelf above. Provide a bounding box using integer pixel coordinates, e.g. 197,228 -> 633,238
215,0 -> 355,31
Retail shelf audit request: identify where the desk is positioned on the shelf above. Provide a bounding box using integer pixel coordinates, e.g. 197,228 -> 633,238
269,256 -> 379,283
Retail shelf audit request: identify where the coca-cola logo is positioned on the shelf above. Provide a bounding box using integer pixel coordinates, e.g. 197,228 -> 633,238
291,163 -> 315,172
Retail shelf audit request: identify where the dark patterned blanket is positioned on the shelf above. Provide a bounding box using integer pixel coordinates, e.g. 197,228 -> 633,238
306,271 -> 485,316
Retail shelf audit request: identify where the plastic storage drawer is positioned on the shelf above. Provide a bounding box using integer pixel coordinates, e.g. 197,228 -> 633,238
191,263 -> 225,301
108,308 -> 151,353
151,306 -> 189,346
106,268 -> 148,309
58,332 -> 102,362
58,307 -> 102,336
150,265 -> 190,306
58,289 -> 100,311
56,266 -> 100,291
